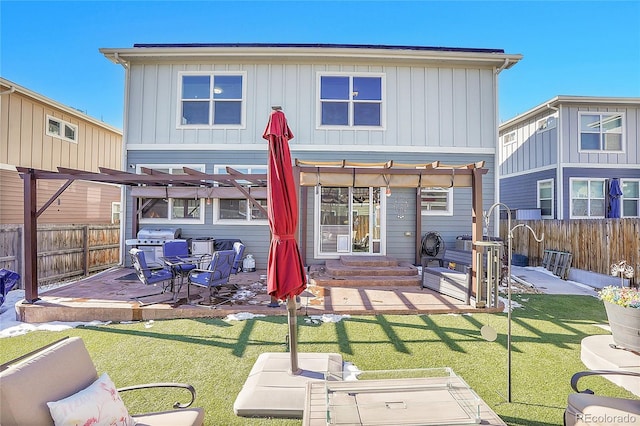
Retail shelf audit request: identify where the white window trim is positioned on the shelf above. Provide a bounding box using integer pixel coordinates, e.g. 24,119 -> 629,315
111,202 -> 121,224
502,131 -> 516,145
569,178 -> 606,219
577,111 -> 625,154
137,164 -> 206,224
536,115 -> 557,133
316,71 -> 386,130
420,187 -> 453,216
621,178 -> 640,218
176,71 -> 247,130
46,115 -> 78,143
212,164 -> 268,225
536,179 -> 554,219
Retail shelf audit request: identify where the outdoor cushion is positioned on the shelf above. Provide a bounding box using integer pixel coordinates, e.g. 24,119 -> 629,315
47,372 -> 135,426
565,393 -> 640,425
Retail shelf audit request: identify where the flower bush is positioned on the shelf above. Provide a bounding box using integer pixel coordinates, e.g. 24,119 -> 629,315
599,286 -> 640,309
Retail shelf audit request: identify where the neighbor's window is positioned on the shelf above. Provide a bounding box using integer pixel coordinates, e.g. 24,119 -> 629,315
178,72 -> 245,127
502,131 -> 516,144
420,187 -> 453,216
537,179 -> 554,218
139,165 -> 204,222
318,73 -> 384,127
570,178 -> 605,218
213,165 -> 268,223
46,115 -> 78,143
111,202 -> 121,224
579,113 -> 623,152
622,179 -> 639,217
537,116 -> 557,132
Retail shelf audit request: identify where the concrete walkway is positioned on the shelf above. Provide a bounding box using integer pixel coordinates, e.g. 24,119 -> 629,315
511,266 -> 600,297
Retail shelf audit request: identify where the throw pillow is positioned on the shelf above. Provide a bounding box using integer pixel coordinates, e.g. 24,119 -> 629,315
47,372 -> 136,426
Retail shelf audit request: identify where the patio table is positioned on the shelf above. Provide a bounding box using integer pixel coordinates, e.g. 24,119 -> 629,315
160,255 -> 212,302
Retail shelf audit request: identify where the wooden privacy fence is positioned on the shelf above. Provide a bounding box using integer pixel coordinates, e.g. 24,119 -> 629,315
499,218 -> 639,280
0,224 -> 120,287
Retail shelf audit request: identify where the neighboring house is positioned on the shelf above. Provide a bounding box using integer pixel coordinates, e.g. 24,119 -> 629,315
0,77 -> 123,225
100,43 -> 522,267
498,96 -> 640,220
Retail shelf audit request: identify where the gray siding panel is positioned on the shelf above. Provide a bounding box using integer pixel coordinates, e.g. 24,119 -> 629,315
126,63 -> 497,150
500,169 -> 556,214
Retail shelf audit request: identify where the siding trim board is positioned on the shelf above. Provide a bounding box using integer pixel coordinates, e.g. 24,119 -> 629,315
127,144 -> 496,154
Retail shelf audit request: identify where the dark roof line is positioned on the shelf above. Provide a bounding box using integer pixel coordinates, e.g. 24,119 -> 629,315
131,42 -> 505,54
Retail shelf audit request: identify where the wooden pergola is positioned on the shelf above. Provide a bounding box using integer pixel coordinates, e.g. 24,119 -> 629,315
18,161 -> 487,303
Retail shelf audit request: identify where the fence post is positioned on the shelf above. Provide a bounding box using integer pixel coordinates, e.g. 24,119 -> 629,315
83,225 -> 89,276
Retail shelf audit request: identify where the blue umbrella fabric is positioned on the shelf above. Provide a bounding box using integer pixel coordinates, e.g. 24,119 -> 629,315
607,178 -> 623,219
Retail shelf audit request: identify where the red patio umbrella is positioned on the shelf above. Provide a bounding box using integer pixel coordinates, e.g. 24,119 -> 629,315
264,107 -> 307,373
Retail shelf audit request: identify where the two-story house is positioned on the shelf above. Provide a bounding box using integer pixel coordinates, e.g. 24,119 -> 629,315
99,43 -> 522,268
498,96 -> 640,220
0,77 -> 123,225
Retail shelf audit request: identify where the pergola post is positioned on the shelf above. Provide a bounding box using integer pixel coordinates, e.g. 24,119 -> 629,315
471,168 -> 483,300
23,170 -> 39,302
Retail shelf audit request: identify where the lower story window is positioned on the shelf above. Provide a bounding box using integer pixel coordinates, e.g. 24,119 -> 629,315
570,179 -> 605,218
420,187 -> 453,215
141,198 -> 202,220
622,180 -> 639,217
217,198 -> 267,222
537,179 -> 554,218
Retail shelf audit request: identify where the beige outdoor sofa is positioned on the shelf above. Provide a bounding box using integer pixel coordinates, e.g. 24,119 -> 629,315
0,336 -> 204,426
564,370 -> 640,426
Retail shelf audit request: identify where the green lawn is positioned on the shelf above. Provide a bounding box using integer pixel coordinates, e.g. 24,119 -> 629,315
1,294 -> 636,426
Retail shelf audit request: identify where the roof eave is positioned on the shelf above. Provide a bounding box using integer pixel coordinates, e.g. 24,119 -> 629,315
499,95 -> 640,129
99,46 -> 522,68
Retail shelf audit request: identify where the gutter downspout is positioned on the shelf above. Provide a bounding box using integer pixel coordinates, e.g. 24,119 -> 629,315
495,58 -> 510,75
0,86 -> 16,96
114,52 -> 130,266
113,53 -> 129,70
546,103 -> 562,219
493,59 -> 510,237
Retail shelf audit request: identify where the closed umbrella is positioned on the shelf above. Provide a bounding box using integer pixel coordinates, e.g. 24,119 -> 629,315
607,178 -> 623,218
264,107 -> 307,373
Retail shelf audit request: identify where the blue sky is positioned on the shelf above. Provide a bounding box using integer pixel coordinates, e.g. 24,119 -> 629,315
2,1 -> 639,130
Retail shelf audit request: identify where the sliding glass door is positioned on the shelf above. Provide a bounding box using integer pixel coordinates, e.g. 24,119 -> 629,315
317,187 -> 383,256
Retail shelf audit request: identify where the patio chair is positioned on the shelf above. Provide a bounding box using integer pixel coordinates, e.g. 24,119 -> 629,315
231,241 -> 246,274
187,249 -> 237,306
129,248 -> 174,302
564,370 -> 640,426
0,268 -> 20,308
163,240 -> 197,275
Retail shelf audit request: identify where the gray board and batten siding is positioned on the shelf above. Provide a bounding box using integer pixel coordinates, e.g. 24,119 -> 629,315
125,63 -> 499,152
127,150 -> 495,267
500,102 -> 640,177
499,169 -> 556,216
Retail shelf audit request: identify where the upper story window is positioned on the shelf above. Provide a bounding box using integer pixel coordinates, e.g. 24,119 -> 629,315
46,115 -> 78,143
420,187 -> 453,216
622,179 -> 639,217
570,178 -> 605,218
178,72 -> 246,128
536,116 -> 557,132
502,131 -> 516,145
537,179 -> 554,218
138,165 -> 205,224
318,73 -> 384,128
213,165 -> 268,224
579,112 -> 623,152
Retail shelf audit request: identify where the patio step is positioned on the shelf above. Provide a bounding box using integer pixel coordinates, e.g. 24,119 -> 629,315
325,259 -> 417,276
310,256 -> 420,289
311,275 -> 421,289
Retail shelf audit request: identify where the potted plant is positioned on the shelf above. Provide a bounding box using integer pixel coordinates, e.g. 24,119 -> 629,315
599,283 -> 640,352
